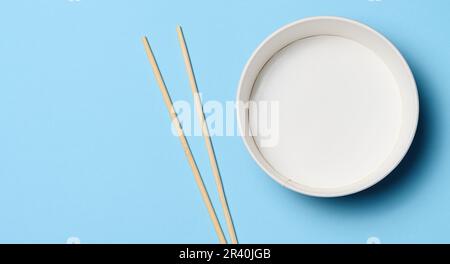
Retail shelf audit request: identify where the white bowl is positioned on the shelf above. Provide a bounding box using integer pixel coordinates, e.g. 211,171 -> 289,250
236,16 -> 419,197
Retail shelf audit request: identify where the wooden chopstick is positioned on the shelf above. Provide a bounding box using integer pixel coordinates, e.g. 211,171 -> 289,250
141,36 -> 227,244
176,26 -> 238,244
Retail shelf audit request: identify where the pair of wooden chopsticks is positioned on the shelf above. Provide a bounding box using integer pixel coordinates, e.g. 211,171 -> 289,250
141,26 -> 237,244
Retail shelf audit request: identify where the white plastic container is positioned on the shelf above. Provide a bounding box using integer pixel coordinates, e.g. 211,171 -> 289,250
237,17 -> 419,197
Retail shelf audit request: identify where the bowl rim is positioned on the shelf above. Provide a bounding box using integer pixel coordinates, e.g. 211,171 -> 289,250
236,16 -> 419,197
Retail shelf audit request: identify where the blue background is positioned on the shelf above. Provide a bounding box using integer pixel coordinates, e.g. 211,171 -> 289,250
0,0 -> 449,243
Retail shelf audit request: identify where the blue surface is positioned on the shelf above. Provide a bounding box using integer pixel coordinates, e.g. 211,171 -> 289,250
0,0 -> 449,244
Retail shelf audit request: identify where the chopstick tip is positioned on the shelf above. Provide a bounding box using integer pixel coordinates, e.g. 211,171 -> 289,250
141,36 -> 151,46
